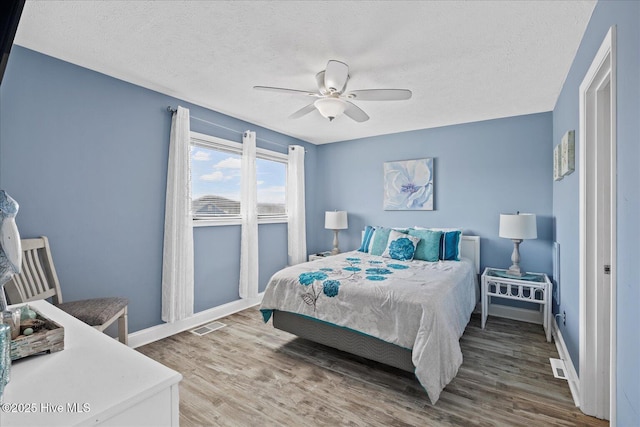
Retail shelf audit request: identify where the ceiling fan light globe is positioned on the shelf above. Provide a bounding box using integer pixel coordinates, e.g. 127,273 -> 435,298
314,97 -> 346,121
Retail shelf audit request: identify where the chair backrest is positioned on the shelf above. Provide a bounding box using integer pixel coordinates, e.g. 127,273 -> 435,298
5,236 -> 64,305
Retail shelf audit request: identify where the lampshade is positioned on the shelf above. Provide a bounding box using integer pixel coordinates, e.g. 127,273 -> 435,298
325,211 -> 348,230
314,98 -> 346,121
499,213 -> 537,240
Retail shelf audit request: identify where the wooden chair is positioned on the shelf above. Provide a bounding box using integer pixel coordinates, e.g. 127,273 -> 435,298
4,236 -> 128,345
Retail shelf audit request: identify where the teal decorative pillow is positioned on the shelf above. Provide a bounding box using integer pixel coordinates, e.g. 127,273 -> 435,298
408,228 -> 442,262
358,226 -> 375,253
414,226 -> 463,261
369,227 -> 393,256
381,230 -> 421,261
440,230 -> 462,261
369,227 -> 410,256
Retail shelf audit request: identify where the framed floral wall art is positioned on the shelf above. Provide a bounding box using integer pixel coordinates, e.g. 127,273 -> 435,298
383,158 -> 433,210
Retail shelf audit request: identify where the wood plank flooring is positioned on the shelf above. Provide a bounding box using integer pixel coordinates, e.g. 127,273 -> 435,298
137,308 -> 608,427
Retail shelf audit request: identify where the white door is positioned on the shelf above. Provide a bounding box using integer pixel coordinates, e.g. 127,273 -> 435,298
579,27 -> 617,422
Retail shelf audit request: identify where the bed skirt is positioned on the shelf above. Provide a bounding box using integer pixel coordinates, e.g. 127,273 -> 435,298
272,310 -> 415,373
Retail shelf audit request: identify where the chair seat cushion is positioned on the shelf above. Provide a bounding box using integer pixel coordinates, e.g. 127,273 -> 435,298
57,297 -> 128,327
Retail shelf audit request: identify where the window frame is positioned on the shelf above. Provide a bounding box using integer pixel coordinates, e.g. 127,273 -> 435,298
190,132 -> 288,227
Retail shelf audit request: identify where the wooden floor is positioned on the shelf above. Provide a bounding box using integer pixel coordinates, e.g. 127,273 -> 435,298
137,308 -> 608,427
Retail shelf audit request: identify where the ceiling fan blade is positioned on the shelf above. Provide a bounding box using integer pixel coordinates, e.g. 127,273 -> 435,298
324,60 -> 349,94
345,89 -> 412,101
253,86 -> 317,96
289,103 -> 317,119
343,101 -> 369,122
315,71 -> 329,95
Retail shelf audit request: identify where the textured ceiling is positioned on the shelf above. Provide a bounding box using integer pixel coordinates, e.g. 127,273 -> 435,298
14,1 -> 596,145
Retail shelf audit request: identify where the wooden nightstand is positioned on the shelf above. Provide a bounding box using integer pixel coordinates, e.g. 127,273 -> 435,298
308,251 -> 332,262
481,267 -> 553,342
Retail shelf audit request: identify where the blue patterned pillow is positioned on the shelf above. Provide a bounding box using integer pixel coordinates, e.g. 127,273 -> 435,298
408,228 -> 442,262
381,230 -> 421,261
358,225 -> 376,253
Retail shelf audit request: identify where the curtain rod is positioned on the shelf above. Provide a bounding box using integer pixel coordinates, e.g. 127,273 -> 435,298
167,106 -> 305,152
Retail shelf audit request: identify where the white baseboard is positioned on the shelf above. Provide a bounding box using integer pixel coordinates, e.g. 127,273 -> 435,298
487,303 -> 544,325
128,293 -> 264,349
551,317 -> 581,407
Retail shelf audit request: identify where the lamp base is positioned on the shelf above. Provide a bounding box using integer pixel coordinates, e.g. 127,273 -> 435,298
505,266 -> 523,277
331,229 -> 340,255
506,239 -> 523,277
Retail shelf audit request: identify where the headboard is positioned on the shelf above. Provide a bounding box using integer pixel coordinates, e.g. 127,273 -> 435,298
460,235 -> 480,274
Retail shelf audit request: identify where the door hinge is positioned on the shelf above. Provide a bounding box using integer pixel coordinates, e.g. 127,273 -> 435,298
604,265 -> 611,275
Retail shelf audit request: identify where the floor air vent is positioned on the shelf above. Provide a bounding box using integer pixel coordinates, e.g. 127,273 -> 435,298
550,358 -> 568,380
190,321 -> 226,337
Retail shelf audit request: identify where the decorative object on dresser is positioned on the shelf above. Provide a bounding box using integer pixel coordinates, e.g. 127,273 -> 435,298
383,158 -> 433,210
499,212 -> 537,276
325,211 -> 348,255
0,190 -> 22,310
4,236 -> 129,344
9,304 -> 64,360
0,190 -> 22,401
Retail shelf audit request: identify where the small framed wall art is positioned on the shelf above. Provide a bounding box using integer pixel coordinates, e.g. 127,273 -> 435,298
560,130 -> 575,176
553,144 -> 563,181
554,130 -> 575,181
383,158 -> 433,210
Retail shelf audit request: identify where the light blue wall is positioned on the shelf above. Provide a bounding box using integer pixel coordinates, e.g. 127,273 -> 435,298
0,46 -> 318,332
552,1 -> 639,423
313,113 -> 554,279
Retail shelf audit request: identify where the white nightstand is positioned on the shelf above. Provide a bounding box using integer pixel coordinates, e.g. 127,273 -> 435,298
481,267 -> 553,342
308,251 -> 332,262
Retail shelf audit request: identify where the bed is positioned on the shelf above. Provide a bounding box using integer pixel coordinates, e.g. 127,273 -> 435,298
260,234 -> 480,404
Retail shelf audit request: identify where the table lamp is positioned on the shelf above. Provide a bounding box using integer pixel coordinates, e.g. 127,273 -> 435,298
499,212 -> 537,276
325,211 -> 348,255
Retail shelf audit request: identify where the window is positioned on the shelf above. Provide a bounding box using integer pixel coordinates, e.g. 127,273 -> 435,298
190,132 -> 287,225
256,156 -> 287,218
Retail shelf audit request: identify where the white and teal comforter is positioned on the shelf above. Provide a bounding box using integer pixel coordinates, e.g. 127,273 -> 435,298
260,250 -> 477,404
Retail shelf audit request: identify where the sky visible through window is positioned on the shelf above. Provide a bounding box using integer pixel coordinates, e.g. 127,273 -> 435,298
191,146 -> 286,215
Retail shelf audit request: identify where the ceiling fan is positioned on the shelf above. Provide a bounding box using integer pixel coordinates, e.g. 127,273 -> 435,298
254,60 -> 412,122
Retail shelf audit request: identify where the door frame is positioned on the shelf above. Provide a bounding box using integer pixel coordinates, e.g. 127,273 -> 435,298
578,26 -> 617,422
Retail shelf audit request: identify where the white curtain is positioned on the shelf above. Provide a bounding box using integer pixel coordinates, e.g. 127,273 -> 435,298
287,145 -> 307,265
239,131 -> 259,299
161,106 -> 194,323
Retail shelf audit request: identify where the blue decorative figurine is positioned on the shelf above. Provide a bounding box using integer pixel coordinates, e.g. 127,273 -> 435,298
0,190 -> 22,308
0,190 -> 22,401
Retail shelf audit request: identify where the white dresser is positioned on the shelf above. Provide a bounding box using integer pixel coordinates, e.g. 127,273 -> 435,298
0,300 -> 182,426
